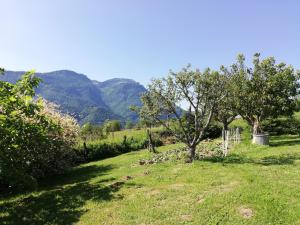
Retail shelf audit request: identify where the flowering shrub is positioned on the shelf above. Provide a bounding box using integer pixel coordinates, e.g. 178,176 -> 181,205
0,71 -> 79,191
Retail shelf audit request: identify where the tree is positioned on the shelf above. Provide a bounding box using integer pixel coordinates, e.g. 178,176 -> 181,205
125,120 -> 134,129
103,120 -> 121,135
139,66 -> 225,160
214,66 -> 237,138
231,53 -> 299,135
80,123 -> 104,141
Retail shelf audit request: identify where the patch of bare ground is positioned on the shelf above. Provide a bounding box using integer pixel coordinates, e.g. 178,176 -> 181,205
196,194 -> 205,203
180,214 -> 193,221
143,170 -> 150,175
238,206 -> 254,219
147,189 -> 161,197
108,181 -> 125,189
169,183 -> 185,190
123,175 -> 133,180
214,181 -> 240,193
195,181 -> 239,204
172,167 -> 181,173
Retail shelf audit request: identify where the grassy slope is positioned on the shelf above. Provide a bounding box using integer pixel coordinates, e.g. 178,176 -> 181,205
1,128 -> 300,224
83,127 -> 162,145
295,111 -> 300,121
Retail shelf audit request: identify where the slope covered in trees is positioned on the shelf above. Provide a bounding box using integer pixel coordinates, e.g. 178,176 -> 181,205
1,70 -> 146,124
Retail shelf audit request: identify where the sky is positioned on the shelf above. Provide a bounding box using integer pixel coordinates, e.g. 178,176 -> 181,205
0,0 -> 299,85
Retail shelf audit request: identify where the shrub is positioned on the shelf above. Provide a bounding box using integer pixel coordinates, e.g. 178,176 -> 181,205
125,120 -> 135,129
262,117 -> 300,135
76,132 -> 163,162
0,71 -> 79,191
80,123 -> 105,141
201,124 -> 222,140
103,120 -> 122,133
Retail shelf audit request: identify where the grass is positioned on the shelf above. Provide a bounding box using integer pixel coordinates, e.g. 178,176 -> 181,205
1,134 -> 300,224
294,111 -> 300,121
83,127 -> 162,145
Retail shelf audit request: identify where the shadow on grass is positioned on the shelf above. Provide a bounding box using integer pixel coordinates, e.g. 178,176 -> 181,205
39,164 -> 114,189
208,153 -> 300,165
269,136 -> 300,147
0,164 -> 123,225
206,153 -> 300,166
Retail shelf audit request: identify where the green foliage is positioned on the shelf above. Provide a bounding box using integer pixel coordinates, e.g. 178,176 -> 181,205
77,121 -> 223,162
262,117 -> 300,135
0,71 -> 79,191
80,123 -> 105,141
214,66 -> 237,130
201,123 -> 223,140
76,129 -> 163,161
295,98 -> 300,111
103,120 -> 122,135
125,120 -> 134,129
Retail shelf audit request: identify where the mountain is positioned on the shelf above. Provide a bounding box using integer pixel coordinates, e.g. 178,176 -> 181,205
1,70 -> 146,124
94,78 -> 146,121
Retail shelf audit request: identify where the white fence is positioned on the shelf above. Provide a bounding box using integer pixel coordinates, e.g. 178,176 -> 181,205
222,128 -> 241,156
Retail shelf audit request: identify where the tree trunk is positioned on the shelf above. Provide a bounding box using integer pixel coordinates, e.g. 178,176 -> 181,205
147,129 -> 156,153
253,119 -> 262,135
83,142 -> 89,161
223,122 -> 228,131
188,146 -> 196,162
222,121 -> 229,141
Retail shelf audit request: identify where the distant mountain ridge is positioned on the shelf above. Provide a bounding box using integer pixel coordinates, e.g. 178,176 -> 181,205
1,70 -> 146,124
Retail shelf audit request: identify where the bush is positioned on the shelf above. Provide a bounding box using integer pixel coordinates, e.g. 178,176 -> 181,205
125,120 -> 135,129
262,117 -> 300,135
103,120 -> 121,133
80,123 -> 105,141
0,72 -> 79,191
76,132 -> 163,162
201,124 -> 222,140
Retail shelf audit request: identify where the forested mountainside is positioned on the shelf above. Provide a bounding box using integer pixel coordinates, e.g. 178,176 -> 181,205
1,70 -> 146,124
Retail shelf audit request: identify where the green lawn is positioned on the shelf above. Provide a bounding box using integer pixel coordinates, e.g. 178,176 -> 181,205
1,135 -> 300,224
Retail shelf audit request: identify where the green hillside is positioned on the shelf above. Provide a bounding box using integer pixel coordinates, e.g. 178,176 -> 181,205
94,78 -> 146,121
1,71 -> 146,124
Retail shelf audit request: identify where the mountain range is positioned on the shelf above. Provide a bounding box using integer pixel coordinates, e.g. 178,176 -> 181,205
1,70 -> 146,124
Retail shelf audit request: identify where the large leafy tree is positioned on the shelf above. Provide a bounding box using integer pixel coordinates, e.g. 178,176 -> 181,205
231,53 -> 299,135
139,66 -> 224,160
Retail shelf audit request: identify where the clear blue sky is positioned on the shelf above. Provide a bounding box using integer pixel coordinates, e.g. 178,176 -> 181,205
0,0 -> 299,85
